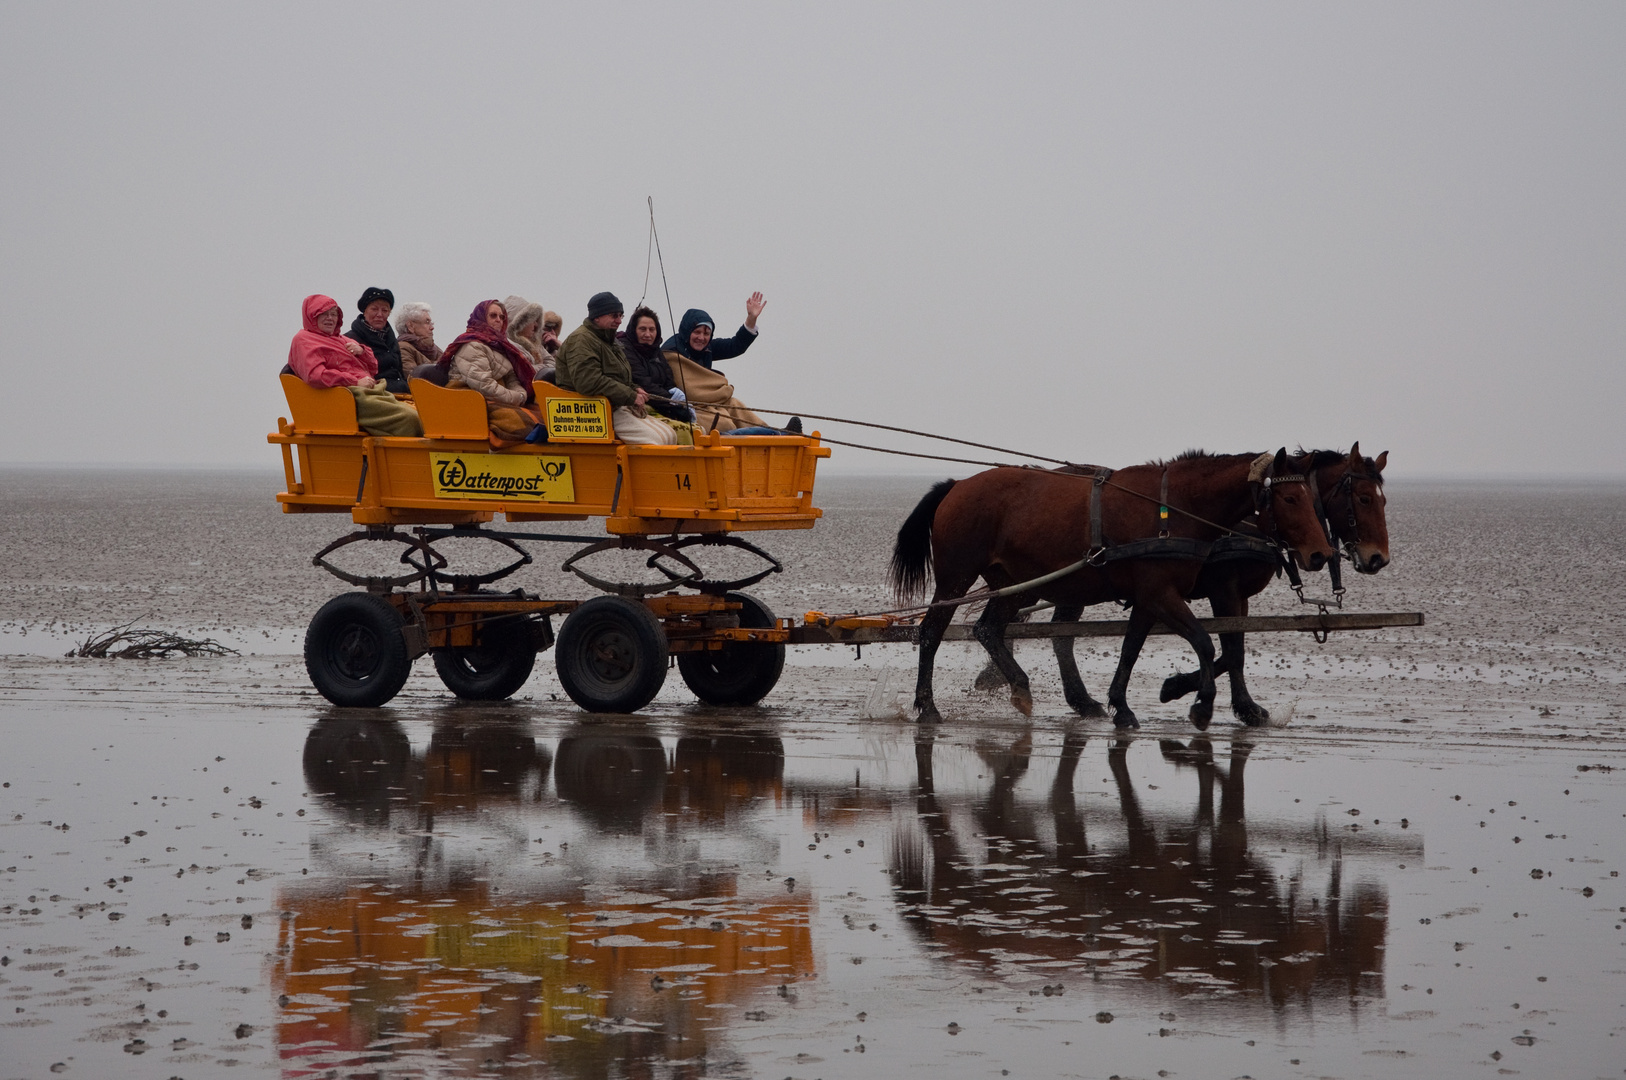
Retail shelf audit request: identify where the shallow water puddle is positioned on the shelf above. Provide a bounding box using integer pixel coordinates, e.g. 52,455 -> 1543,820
1,692 -> 1624,1079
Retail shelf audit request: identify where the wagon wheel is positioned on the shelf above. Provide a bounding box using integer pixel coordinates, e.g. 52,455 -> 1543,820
304,593 -> 414,708
554,597 -> 669,713
676,592 -> 785,706
432,615 -> 540,701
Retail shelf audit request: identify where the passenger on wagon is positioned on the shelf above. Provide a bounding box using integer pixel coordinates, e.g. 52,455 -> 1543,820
662,293 -> 766,369
394,302 -> 441,374
556,292 -> 677,446
345,287 -> 408,392
618,307 -> 692,423
502,295 -> 555,382
288,295 -> 423,436
439,300 -> 543,445
659,293 -> 798,434
541,311 -> 564,359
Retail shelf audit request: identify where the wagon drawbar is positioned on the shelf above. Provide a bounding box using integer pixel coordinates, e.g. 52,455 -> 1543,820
271,374 -> 1422,714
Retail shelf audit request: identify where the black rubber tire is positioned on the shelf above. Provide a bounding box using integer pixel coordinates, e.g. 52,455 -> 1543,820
304,593 -> 413,708
677,592 -> 785,706
431,616 -> 538,701
554,596 -> 669,713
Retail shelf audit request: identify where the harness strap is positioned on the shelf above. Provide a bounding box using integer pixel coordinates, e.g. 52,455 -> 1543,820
1088,467 -> 1112,556
1158,469 -> 1170,538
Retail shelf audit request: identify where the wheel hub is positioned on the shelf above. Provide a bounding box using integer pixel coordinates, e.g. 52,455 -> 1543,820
334,625 -> 380,680
587,632 -> 635,681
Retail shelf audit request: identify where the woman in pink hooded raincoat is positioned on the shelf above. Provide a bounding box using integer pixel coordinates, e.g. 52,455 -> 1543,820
288,294 -> 423,437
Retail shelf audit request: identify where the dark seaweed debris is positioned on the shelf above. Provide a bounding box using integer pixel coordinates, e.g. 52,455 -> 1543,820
68,617 -> 239,659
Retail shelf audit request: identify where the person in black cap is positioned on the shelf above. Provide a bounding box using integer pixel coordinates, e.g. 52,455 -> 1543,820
556,292 -> 677,445
346,287 -> 407,393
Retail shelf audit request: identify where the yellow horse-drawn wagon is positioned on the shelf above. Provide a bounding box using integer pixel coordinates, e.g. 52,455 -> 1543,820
271,375 -> 829,712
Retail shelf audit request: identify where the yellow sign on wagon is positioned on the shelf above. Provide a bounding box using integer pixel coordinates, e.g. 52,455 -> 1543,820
429,453 -> 575,503
543,397 -> 613,442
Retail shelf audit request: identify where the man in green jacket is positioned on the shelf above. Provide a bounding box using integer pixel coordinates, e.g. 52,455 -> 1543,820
556,292 -> 677,445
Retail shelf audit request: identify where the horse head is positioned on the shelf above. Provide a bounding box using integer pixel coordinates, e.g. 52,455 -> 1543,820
1327,442 -> 1390,574
1255,448 -> 1337,572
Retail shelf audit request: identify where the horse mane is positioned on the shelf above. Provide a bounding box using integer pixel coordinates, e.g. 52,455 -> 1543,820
1144,449 -> 1255,467
1295,447 -> 1385,485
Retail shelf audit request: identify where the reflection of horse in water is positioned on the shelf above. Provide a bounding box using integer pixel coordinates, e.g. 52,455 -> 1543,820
283,715 -> 804,1080
895,732 -> 1403,1007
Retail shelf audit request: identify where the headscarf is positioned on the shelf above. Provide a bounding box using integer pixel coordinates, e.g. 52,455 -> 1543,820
288,294 -> 376,383
438,300 -> 536,385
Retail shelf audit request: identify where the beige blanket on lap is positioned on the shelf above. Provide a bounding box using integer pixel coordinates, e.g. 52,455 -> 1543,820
664,353 -> 767,433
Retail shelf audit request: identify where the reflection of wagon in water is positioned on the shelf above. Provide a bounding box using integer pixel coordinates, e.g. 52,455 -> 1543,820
271,374 -> 831,711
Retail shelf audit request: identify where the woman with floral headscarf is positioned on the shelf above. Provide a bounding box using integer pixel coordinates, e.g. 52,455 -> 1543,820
439,300 -> 543,445
287,294 -> 422,436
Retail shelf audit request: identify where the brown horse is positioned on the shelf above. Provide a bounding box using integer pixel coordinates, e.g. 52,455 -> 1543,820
889,450 -> 1336,729
1155,443 -> 1389,723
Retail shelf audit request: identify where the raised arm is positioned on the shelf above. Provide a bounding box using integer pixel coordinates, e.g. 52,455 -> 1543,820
709,293 -> 766,363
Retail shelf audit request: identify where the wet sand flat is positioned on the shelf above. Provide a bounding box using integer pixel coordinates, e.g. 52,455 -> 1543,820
2,469 -> 1625,1078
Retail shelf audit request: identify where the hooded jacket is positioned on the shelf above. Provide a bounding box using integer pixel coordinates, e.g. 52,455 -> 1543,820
660,307 -> 758,370
557,319 -> 637,407
502,294 -> 554,379
288,295 -> 378,388
346,315 -> 407,392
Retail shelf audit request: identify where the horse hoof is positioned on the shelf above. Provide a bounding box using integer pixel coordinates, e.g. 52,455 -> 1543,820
914,705 -> 943,725
1074,698 -> 1108,720
972,665 -> 1008,692
1234,702 -> 1270,726
1189,703 -> 1213,731
1159,674 -> 1193,704
1110,707 -> 1139,730
1010,688 -> 1034,717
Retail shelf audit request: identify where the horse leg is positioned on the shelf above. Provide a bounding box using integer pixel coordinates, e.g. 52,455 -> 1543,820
1160,596 -> 1238,704
1157,599 -> 1218,731
1049,603 -> 1106,718
1220,595 -> 1268,726
1105,604 -> 1158,729
971,660 -> 1008,691
912,601 -> 957,724
972,595 -> 1032,716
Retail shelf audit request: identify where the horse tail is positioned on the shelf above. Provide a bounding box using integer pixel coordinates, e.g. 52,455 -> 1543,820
889,478 -> 957,602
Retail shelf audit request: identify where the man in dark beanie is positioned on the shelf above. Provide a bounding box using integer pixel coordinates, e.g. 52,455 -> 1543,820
557,292 -> 676,445
346,287 -> 407,392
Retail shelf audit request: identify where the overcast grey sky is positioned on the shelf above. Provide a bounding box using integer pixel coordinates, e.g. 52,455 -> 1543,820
1,2 -> 1621,476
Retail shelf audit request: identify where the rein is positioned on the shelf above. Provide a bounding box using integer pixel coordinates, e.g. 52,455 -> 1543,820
646,393 -> 1323,608
652,393 -> 1254,537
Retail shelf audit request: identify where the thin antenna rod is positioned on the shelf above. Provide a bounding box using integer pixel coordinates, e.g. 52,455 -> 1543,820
638,203 -> 655,310
648,196 -> 676,331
